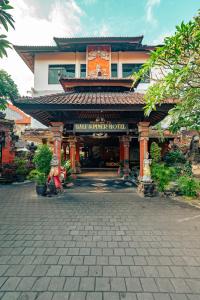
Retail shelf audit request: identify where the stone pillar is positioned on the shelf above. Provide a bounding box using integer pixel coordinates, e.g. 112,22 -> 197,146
69,137 -> 76,173
50,122 -> 63,166
76,143 -> 80,163
2,130 -> 13,164
119,136 -> 130,178
75,142 -> 81,173
62,142 -> 67,161
138,122 -> 150,179
123,136 -> 130,178
119,140 -> 124,163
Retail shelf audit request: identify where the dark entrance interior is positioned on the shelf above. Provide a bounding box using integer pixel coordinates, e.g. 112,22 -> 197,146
81,136 -> 119,168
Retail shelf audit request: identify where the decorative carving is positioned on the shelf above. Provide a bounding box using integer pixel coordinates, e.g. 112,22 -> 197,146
87,45 -> 110,79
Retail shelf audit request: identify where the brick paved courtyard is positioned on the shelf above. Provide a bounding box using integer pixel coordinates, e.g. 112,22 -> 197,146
0,182 -> 200,300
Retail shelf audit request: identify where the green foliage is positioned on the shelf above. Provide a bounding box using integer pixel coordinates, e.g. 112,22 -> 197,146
63,159 -> 73,183
164,150 -> 186,165
151,163 -> 177,192
133,11 -> 200,131
0,0 -> 15,58
28,169 -> 46,185
0,69 -> 19,110
33,144 -> 52,175
183,161 -> 193,176
63,159 -> 71,171
150,142 -> 161,163
177,176 -> 200,197
14,157 -> 28,176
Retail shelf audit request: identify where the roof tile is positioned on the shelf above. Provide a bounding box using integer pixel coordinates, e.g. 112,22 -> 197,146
14,92 -> 176,106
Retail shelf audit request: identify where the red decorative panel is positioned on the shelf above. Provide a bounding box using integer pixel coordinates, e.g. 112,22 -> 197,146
87,45 -> 111,79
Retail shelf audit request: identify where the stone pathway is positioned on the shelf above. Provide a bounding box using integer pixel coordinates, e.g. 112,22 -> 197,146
68,177 -> 136,193
0,183 -> 200,299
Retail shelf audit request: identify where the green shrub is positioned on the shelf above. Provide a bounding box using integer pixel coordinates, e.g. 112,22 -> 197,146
33,144 -> 52,175
177,176 -> 200,197
151,163 -> 177,192
63,159 -> 73,182
183,161 -> 192,176
14,157 -> 28,176
164,150 -> 186,165
150,142 -> 161,163
28,169 -> 46,185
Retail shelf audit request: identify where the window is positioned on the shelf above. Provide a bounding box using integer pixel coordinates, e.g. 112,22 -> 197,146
48,64 -> 75,84
111,64 -> 118,78
122,63 -> 150,82
80,64 -> 86,78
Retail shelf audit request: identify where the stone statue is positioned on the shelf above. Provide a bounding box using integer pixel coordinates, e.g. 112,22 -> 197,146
187,135 -> 200,163
142,152 -> 152,182
47,155 -> 62,194
185,135 -> 200,178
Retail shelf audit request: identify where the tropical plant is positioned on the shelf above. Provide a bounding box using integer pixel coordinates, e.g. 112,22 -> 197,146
14,156 -> 28,176
28,169 -> 46,185
164,150 -> 186,165
183,161 -> 193,176
177,176 -> 200,197
0,69 -> 19,110
63,159 -> 73,183
151,163 -> 177,192
150,142 -> 161,163
133,10 -> 200,132
33,144 -> 52,175
0,0 -> 15,58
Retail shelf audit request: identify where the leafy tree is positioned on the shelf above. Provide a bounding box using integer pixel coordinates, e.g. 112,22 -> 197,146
134,11 -> 200,132
0,0 -> 14,58
0,69 -> 19,110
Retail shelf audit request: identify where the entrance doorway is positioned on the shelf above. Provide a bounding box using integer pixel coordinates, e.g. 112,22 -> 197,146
81,136 -> 119,169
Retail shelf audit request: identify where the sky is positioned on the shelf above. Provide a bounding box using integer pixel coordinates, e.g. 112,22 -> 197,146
0,0 -> 199,96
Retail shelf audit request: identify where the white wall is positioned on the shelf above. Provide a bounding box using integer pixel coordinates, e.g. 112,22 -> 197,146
33,51 -> 150,96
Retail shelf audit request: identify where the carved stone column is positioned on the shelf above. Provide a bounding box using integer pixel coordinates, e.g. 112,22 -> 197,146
138,122 -> 150,179
62,142 -> 67,161
119,139 -> 124,163
119,136 -> 130,178
137,122 -> 155,197
76,143 -> 80,163
50,122 -> 63,166
2,130 -> 12,164
75,142 -> 81,173
69,136 -> 77,173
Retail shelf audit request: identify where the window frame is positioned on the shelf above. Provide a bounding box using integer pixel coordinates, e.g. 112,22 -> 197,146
111,63 -> 118,78
122,63 -> 150,83
80,64 -> 86,78
48,64 -> 76,84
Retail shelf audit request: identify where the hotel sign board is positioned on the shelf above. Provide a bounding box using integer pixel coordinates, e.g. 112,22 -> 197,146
74,123 -> 128,132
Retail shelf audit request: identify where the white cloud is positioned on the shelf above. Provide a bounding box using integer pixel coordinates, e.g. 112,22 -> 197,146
1,0 -> 84,95
99,23 -> 110,36
145,0 -> 160,25
152,30 -> 173,44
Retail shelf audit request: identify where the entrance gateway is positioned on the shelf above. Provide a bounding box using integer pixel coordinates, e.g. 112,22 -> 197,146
73,122 -> 128,170
13,36 -> 177,180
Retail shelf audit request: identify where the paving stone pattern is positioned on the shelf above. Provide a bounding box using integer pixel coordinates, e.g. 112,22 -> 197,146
0,182 -> 200,299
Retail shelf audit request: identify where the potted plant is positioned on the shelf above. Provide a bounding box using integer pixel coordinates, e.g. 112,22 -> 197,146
33,144 -> 52,175
31,144 -> 52,195
28,169 -> 47,196
14,157 -> 28,182
0,164 -> 15,184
